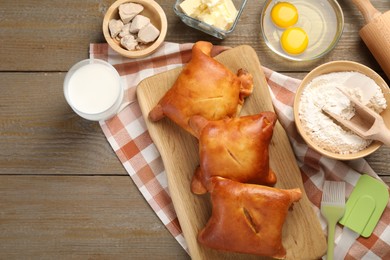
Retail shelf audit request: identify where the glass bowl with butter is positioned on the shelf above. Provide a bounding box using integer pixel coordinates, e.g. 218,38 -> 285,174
174,0 -> 247,39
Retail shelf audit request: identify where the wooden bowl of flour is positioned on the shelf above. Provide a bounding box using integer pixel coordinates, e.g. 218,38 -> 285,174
294,61 -> 390,160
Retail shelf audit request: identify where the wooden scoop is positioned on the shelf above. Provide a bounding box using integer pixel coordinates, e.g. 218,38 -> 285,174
323,87 -> 390,147
352,0 -> 390,80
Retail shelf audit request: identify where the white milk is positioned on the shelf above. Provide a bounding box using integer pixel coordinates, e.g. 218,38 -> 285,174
64,59 -> 123,121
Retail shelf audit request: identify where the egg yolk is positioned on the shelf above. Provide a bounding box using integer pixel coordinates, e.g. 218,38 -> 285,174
270,2 -> 298,28
280,27 -> 308,55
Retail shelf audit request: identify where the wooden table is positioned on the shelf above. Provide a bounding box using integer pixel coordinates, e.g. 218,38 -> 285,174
1,0 -> 389,259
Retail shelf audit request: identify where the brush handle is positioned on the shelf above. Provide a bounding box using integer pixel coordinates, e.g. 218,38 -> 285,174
351,0 -> 382,24
334,227 -> 360,259
326,220 -> 337,260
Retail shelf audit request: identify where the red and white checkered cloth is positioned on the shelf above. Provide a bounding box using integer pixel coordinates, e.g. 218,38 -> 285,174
90,42 -> 390,259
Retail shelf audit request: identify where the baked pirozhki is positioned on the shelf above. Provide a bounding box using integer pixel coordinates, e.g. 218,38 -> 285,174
198,177 -> 302,259
189,112 -> 278,194
148,41 -> 253,136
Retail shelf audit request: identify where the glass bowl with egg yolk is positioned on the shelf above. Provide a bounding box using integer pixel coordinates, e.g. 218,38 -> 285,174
260,0 -> 344,61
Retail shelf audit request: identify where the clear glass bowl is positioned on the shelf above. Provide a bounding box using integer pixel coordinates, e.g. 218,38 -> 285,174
261,0 -> 344,61
174,0 -> 247,39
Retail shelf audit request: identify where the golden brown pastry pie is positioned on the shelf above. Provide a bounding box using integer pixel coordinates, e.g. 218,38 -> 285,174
148,41 -> 253,136
189,112 -> 278,194
198,176 -> 302,259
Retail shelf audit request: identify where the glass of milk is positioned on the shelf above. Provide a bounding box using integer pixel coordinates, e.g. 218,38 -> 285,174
64,59 -> 124,121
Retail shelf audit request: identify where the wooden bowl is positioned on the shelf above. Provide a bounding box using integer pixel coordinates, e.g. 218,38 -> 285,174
102,0 -> 167,58
294,61 -> 390,160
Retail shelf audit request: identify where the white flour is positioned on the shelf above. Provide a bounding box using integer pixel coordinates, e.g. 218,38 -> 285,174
298,71 -> 387,154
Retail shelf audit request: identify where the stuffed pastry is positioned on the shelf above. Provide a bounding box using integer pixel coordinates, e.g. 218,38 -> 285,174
189,112 -> 278,194
198,176 -> 302,259
148,41 -> 253,136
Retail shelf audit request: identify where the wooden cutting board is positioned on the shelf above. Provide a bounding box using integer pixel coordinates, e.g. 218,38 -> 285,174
136,45 -> 327,259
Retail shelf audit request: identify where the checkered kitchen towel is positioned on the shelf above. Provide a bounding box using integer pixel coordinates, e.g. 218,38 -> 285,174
90,42 -> 390,259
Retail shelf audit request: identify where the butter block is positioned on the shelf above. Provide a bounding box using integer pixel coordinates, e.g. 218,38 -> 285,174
203,0 -> 221,7
180,0 -> 202,16
216,0 -> 238,22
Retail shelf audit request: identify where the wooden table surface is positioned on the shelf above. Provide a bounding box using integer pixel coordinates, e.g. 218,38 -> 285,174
1,0 -> 389,259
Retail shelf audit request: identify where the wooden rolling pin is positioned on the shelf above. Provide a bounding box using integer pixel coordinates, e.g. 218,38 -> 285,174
352,0 -> 390,80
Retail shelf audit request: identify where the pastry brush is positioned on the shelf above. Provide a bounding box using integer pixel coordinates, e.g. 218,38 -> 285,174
320,181 -> 346,260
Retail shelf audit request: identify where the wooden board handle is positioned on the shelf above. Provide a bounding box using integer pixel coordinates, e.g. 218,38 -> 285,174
351,0 -> 382,24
